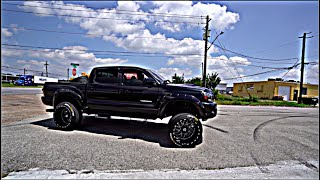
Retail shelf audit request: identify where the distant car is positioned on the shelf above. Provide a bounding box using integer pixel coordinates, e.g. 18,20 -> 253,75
15,75 -> 33,86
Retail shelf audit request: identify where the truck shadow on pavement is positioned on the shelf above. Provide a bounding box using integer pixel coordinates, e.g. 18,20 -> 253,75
31,116 -> 178,148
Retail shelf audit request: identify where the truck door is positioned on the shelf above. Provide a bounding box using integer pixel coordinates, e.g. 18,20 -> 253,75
118,67 -> 159,116
87,67 -> 122,113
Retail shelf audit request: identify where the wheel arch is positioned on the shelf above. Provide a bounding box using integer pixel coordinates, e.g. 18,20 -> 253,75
53,89 -> 84,111
159,95 -> 205,118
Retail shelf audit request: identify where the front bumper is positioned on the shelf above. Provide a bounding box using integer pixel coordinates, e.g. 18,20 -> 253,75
201,101 -> 217,120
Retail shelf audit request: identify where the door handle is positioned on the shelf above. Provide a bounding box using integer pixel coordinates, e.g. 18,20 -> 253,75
119,89 -> 130,93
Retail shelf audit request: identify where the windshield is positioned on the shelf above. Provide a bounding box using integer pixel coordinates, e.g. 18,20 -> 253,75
147,69 -> 168,84
19,77 -> 25,80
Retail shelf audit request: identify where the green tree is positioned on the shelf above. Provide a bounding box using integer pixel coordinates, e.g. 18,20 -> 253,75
172,73 -> 185,84
186,77 -> 202,86
206,72 -> 221,90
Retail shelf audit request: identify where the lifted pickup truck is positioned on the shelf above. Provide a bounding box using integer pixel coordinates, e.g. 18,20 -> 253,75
42,66 -> 217,147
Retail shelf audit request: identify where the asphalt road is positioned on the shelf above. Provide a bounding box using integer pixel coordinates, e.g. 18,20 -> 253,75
1,105 -> 319,175
1,87 -> 42,95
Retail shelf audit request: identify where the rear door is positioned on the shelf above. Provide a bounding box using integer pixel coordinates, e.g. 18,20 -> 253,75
87,67 -> 122,112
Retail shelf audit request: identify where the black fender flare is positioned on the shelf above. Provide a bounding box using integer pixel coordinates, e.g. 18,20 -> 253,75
158,93 -> 205,117
53,88 -> 84,111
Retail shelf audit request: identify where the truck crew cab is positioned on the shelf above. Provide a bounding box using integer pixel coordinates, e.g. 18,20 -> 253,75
42,66 -> 217,147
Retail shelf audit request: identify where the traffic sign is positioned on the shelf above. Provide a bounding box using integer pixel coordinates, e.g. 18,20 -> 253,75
72,68 -> 77,76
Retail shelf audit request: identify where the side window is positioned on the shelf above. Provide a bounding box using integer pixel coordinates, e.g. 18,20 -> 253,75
95,69 -> 119,84
122,70 -> 152,86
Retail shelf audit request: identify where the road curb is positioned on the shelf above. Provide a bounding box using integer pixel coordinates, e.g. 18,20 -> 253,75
3,160 -> 318,179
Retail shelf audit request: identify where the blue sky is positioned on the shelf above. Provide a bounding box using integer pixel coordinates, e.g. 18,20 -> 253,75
1,1 -> 319,86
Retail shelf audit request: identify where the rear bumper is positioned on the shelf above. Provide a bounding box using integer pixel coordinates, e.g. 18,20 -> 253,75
201,101 -> 217,120
41,96 -> 53,106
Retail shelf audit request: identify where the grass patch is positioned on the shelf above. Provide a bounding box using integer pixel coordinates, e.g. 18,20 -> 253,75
216,94 -> 314,108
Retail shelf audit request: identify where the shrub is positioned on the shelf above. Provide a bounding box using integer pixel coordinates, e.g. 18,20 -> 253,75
272,96 -> 284,100
249,96 -> 259,102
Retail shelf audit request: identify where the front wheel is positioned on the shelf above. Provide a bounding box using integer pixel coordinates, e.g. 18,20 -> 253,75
169,113 -> 202,148
54,102 -> 82,130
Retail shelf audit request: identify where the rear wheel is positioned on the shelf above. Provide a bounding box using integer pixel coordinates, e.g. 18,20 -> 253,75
169,113 -> 202,148
54,101 -> 82,130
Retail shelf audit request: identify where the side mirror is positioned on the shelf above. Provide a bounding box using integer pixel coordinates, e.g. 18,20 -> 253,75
144,78 -> 156,86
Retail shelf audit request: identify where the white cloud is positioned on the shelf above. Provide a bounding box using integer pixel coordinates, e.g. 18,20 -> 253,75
23,1 -> 54,16
20,1 -> 237,59
151,1 -> 240,32
2,48 -> 23,57
1,28 -> 13,37
18,1 -> 242,80
157,67 -> 193,80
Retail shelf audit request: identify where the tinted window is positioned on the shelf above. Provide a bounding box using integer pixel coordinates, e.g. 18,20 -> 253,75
95,69 -> 119,84
122,69 -> 151,86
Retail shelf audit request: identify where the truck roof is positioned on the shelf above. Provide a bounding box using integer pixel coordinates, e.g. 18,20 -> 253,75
92,66 -> 149,70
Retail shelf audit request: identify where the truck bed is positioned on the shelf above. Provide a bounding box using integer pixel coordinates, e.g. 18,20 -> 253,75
42,81 -> 87,106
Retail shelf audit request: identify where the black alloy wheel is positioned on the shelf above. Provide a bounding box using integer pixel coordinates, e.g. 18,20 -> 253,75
169,113 -> 202,148
54,101 -> 82,130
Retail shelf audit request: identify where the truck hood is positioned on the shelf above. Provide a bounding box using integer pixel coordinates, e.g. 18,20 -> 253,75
166,83 -> 210,92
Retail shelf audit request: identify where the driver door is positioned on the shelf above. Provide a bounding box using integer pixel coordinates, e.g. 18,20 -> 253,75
118,67 -> 160,115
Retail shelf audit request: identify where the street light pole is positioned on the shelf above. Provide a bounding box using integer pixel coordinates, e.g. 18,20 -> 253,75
207,31 -> 224,51
203,31 -> 224,87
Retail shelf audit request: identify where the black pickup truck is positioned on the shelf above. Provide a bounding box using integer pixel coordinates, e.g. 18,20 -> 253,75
42,66 -> 217,147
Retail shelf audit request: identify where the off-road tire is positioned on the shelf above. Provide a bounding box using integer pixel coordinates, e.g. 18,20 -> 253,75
169,113 -> 202,148
54,101 -> 82,130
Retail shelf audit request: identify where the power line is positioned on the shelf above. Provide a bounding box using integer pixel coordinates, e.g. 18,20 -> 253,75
282,58 -> 300,79
224,69 -> 285,80
307,66 -> 319,74
213,43 -> 298,62
3,8 -> 204,25
2,43 -> 202,56
208,57 -> 295,70
3,2 -> 203,19
253,40 -> 300,54
2,26 -> 169,40
2,66 -> 64,77
211,29 -> 255,97
2,46 -> 191,58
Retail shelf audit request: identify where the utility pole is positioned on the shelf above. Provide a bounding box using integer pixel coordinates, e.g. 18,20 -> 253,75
202,15 -> 210,87
44,61 -> 49,77
67,68 -> 69,80
201,62 -> 203,78
23,68 -> 26,75
298,32 -> 313,104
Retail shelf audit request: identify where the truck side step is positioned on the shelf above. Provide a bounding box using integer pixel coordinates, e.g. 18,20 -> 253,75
46,109 -> 55,112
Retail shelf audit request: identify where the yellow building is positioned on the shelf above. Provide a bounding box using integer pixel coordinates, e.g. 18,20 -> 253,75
233,79 -> 318,101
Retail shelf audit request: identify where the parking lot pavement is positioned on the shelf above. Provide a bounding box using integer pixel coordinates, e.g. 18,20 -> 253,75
1,103 -> 319,178
1,93 -> 47,125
